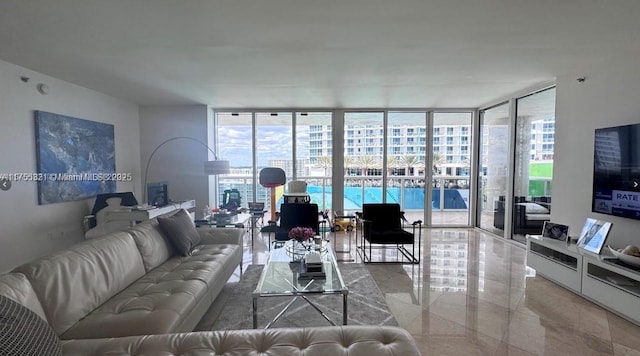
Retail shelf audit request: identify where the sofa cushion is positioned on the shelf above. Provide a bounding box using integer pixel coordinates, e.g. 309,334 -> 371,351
369,230 -> 414,244
60,326 -> 421,356
61,277 -> 208,339
0,273 -> 47,322
158,209 -> 201,256
0,295 -> 63,356
197,227 -> 244,245
517,202 -> 549,214
363,204 -> 403,230
12,231 -> 146,336
128,218 -> 174,272
61,242 -> 241,339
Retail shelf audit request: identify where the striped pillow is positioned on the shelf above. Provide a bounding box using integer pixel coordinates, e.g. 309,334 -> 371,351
0,295 -> 62,356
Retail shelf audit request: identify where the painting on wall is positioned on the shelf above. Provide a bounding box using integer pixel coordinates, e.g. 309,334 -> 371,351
35,111 -> 116,204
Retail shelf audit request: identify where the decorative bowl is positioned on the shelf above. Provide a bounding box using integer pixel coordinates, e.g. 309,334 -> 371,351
608,246 -> 640,268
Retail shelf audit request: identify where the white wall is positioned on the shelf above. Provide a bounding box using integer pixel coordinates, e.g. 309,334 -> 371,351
553,56 -> 640,248
139,105 -> 210,217
0,60 -> 140,272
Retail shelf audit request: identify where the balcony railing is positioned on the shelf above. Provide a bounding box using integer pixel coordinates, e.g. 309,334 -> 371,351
217,175 -> 470,215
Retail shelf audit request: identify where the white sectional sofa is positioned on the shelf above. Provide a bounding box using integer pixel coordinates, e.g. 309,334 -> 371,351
0,209 -> 421,355
59,325 -> 421,355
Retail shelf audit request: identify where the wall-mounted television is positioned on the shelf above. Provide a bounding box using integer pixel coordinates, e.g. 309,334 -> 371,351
592,123 -> 640,220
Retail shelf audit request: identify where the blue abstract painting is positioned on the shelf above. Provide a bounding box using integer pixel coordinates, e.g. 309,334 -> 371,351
35,111 -> 115,204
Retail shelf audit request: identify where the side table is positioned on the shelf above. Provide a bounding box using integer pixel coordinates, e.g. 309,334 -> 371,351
196,213 -> 253,244
332,213 -> 355,262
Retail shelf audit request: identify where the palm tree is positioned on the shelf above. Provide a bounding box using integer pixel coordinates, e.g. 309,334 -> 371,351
432,152 -> 445,175
316,155 -> 332,176
400,155 -> 421,176
460,156 -> 471,172
357,155 -> 378,176
344,155 -> 355,174
386,156 -> 399,175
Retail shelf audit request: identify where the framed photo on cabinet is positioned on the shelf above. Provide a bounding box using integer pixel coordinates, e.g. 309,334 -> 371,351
541,221 -> 569,241
576,218 -> 612,254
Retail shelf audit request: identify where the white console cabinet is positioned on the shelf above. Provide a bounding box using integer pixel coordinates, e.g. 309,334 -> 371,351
85,200 -> 197,239
526,235 -> 582,293
582,256 -> 640,324
526,235 -> 640,326
104,200 -> 196,224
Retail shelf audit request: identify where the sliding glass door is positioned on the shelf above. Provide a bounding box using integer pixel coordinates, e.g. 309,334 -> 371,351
476,103 -> 510,235
512,87 -> 556,242
431,112 -> 473,226
387,112 -> 427,224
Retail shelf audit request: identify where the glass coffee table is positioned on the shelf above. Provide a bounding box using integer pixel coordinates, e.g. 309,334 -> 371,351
252,241 -> 348,329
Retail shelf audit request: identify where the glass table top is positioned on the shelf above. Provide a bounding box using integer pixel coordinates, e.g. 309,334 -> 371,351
254,241 -> 347,296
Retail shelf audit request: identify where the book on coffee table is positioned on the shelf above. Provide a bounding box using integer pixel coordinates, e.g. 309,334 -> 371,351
298,253 -> 326,279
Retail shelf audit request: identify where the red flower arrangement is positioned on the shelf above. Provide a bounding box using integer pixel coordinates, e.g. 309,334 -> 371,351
288,226 -> 315,243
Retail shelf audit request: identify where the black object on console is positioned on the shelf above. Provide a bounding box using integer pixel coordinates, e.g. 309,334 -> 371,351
87,192 -> 138,229
147,182 -> 169,207
91,192 -> 138,216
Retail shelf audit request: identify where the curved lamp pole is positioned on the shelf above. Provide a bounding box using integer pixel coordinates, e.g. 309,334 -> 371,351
142,136 -> 230,203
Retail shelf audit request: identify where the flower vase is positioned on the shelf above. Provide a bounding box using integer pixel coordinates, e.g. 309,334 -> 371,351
286,240 -> 309,262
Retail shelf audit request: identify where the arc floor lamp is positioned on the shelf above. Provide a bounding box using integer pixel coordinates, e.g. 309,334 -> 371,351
142,136 -> 230,204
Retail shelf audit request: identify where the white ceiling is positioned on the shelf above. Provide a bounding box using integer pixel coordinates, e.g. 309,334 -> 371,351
1,0 -> 639,108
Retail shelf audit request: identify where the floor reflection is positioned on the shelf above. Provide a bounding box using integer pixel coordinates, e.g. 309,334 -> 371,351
243,228 -> 640,355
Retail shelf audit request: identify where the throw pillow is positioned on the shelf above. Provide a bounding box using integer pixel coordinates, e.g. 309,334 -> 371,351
157,209 -> 201,256
0,295 -> 63,356
517,202 -> 549,214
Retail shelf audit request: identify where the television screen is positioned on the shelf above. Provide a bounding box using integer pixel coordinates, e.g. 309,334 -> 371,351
592,123 -> 640,220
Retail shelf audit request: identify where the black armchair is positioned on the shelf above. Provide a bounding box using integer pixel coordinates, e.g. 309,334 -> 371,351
268,203 -> 323,250
357,203 -> 422,264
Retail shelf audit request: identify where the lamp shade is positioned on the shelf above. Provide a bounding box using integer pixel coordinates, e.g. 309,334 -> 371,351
204,160 -> 230,175
259,167 -> 286,187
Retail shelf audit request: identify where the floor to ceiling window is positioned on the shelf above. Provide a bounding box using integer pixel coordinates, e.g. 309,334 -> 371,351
214,109 -> 477,226
431,112 -> 473,226
214,111 -> 329,219
476,103 -> 510,235
215,112 -> 254,211
343,112 -> 384,211
387,112 -> 427,223
295,112 -> 333,211
256,112 -> 293,215
512,87 -> 556,243
214,102 -> 558,231
256,112 -> 294,177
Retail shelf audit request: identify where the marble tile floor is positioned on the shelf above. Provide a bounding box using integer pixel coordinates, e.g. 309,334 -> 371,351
234,228 -> 640,355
